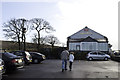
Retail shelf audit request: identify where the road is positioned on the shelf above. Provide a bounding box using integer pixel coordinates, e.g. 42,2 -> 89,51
2,60 -> 120,79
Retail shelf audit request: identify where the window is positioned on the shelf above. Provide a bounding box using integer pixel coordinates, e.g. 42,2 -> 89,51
98,52 -> 105,55
76,45 -> 80,50
91,52 -> 97,55
98,43 -> 108,51
81,42 -> 98,51
69,43 -> 80,51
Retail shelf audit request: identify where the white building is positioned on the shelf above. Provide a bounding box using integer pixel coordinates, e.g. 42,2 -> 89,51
67,26 -> 110,53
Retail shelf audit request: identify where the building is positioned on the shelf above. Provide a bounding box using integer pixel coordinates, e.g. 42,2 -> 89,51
67,26 -> 111,53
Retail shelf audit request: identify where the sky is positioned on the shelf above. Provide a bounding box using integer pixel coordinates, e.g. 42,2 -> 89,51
0,0 -> 120,50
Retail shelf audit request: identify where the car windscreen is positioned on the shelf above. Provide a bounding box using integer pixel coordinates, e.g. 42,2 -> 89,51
30,52 -> 42,56
14,52 -> 23,56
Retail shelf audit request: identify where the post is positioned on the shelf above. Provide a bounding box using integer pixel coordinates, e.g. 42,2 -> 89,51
23,28 -> 26,51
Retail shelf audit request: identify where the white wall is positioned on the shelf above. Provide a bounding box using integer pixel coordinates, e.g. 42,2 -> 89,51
69,42 -> 108,51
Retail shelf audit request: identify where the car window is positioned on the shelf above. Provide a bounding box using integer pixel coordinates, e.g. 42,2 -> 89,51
90,52 -> 97,55
98,52 -> 105,55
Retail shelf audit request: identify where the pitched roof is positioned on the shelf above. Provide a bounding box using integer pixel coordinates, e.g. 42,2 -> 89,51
68,26 -> 106,39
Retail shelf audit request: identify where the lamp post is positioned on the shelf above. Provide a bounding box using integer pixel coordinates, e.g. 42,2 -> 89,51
22,27 -> 26,51
19,18 -> 27,51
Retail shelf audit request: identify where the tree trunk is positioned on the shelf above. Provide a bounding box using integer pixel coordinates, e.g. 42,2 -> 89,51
18,35 -> 21,50
37,31 -> 40,52
23,34 -> 26,51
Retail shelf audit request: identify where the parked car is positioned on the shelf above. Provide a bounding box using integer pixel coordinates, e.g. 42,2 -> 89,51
10,51 -> 32,65
29,52 -> 46,64
111,51 -> 120,62
0,58 -> 6,75
86,51 -> 110,61
0,52 -> 24,72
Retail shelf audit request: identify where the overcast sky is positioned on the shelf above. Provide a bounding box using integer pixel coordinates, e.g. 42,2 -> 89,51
1,0 -> 119,50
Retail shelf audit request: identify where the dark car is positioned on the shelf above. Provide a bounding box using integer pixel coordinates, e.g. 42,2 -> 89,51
111,51 -> 120,62
29,52 -> 46,64
0,58 -> 6,75
10,51 -> 32,65
0,52 -> 24,72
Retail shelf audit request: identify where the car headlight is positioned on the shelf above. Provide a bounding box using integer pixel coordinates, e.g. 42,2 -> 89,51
0,61 -> 2,65
42,55 -> 46,59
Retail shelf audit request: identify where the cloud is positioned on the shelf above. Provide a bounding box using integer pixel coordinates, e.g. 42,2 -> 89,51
55,0 -> 118,49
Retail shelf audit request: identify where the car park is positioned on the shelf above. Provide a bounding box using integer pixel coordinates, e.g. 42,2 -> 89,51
10,51 -> 32,65
0,58 -> 6,75
86,51 -> 110,61
29,52 -> 46,64
0,52 -> 24,72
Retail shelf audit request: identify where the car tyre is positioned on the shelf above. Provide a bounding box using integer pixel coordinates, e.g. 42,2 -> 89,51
104,57 -> 108,61
34,59 -> 39,64
89,57 -> 93,61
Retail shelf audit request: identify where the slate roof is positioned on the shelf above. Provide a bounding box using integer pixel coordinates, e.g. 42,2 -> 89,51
68,26 -> 107,40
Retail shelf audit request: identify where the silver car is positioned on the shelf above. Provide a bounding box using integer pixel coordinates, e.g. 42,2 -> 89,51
87,51 -> 110,61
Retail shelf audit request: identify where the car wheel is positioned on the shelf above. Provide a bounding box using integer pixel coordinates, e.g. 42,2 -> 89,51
34,59 -> 39,64
89,57 -> 93,61
104,57 -> 108,61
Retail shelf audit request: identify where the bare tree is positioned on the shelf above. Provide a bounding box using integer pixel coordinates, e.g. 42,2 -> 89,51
30,18 -> 55,51
44,35 -> 60,58
32,34 -> 46,45
45,35 -> 60,48
61,42 -> 66,47
31,34 -> 38,44
3,18 -> 29,50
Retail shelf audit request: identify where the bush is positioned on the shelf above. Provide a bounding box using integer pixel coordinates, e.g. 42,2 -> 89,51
74,51 -> 89,60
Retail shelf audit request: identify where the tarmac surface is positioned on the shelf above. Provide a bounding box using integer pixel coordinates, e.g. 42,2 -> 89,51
2,59 -> 120,79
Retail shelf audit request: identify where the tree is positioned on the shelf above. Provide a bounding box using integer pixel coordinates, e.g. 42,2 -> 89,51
32,34 -> 46,45
44,35 -> 60,58
3,18 -> 29,50
30,18 -> 55,51
45,35 -> 60,48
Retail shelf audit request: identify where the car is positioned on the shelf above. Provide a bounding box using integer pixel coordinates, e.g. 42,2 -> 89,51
0,52 -> 24,72
0,58 -> 6,75
29,52 -> 46,64
10,51 -> 32,65
111,51 -> 120,62
86,51 -> 110,61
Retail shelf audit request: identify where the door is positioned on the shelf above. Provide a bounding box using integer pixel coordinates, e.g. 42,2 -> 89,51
98,52 -> 105,59
91,52 -> 98,59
